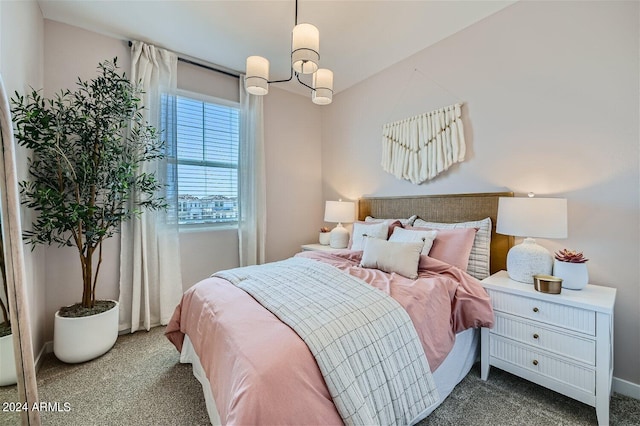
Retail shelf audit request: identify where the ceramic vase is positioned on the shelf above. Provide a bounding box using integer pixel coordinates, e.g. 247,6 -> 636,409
553,260 -> 589,290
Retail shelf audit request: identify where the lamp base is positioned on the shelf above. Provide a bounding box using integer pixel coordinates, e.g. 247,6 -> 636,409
329,224 -> 349,249
506,238 -> 553,284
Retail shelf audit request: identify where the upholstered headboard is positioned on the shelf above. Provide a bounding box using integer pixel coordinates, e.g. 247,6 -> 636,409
358,192 -> 514,275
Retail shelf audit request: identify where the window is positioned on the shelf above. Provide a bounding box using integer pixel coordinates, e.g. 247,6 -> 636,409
163,93 -> 240,226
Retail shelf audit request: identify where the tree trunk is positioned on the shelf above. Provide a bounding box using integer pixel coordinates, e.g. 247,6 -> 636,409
81,249 -> 94,308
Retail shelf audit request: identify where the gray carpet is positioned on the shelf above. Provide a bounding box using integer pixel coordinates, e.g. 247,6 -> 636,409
1,326 -> 638,425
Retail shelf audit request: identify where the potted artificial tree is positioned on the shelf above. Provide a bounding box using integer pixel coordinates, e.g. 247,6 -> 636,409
0,229 -> 17,385
11,59 -> 166,363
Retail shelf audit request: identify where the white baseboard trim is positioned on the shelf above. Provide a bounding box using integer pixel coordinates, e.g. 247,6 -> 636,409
34,341 -> 53,372
613,376 -> 640,400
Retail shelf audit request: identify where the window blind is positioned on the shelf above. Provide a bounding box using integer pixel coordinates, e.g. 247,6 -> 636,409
167,95 -> 240,225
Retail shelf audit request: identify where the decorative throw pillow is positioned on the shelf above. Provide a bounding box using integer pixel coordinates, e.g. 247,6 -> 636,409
349,221 -> 389,251
408,226 -> 477,272
412,217 -> 492,279
360,238 -> 424,279
365,214 -> 418,227
388,227 -> 438,255
360,218 -> 404,238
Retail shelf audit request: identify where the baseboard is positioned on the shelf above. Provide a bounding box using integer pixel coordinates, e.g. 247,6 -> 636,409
613,376 -> 640,400
34,341 -> 53,372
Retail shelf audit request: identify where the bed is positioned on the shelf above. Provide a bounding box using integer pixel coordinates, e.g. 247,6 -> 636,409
166,192 -> 513,425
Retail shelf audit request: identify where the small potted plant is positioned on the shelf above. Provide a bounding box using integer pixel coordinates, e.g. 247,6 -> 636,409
319,227 -> 331,245
553,249 -> 589,290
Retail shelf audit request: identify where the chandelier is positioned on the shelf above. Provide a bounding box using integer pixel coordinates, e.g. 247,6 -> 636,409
244,0 -> 334,105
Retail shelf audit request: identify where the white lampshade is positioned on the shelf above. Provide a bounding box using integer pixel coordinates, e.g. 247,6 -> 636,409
324,200 -> 355,249
245,56 -> 269,96
497,197 -> 568,283
324,200 -> 355,224
292,23 -> 319,74
497,197 -> 568,238
312,69 -> 333,105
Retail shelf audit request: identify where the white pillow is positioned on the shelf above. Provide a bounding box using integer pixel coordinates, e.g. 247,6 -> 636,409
360,238 -> 424,279
389,227 -> 438,255
413,217 -> 492,280
350,221 -> 389,251
365,214 -> 418,227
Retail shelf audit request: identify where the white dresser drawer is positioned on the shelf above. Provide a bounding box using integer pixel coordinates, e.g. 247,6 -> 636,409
487,289 -> 595,335
491,313 -> 596,365
490,335 -> 595,394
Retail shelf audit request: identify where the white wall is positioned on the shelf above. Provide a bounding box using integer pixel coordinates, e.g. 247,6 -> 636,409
40,20 -> 324,340
0,0 -> 45,356
264,87 -> 324,262
321,1 -> 639,386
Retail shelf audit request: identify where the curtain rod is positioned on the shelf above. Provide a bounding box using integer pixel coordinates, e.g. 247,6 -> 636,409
127,41 -> 240,79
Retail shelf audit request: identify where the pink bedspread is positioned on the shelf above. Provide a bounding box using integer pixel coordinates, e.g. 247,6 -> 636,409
165,251 -> 494,425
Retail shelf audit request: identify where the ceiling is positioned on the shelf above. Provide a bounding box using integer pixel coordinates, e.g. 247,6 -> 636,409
37,0 -> 516,96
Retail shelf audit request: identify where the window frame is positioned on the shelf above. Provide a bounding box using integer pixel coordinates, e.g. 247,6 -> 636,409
171,89 -> 242,231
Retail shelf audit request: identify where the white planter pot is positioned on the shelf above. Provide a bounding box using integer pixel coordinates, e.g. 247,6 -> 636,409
0,333 -> 17,386
54,300 -> 119,364
553,260 -> 589,290
319,232 -> 330,245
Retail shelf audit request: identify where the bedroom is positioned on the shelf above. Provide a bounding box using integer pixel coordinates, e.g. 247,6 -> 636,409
0,0 -> 638,425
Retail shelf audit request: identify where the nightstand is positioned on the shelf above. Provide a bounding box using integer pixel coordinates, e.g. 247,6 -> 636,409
480,271 -> 616,426
300,243 -> 342,252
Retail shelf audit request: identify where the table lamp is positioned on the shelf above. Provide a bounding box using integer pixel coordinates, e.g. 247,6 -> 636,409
324,200 -> 355,249
497,195 -> 567,283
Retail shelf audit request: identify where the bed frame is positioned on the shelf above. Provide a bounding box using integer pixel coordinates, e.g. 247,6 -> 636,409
358,192 -> 514,275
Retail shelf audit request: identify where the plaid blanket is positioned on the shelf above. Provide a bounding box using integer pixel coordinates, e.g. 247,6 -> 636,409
214,257 -> 439,425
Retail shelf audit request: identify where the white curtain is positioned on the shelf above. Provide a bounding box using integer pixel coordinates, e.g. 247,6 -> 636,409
238,76 -> 266,266
119,41 -> 183,333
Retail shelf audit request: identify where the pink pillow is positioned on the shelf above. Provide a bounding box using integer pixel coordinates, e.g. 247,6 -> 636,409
407,226 -> 477,271
386,220 -> 403,238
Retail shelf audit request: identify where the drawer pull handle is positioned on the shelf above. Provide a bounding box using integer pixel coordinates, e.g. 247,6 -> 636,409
533,333 -> 539,339
532,360 -> 539,366
533,307 -> 539,313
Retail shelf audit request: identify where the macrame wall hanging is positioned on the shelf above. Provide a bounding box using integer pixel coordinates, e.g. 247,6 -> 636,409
381,103 -> 465,184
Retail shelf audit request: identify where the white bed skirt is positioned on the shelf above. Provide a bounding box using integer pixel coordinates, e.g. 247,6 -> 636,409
181,327 -> 479,425
180,337 -> 221,425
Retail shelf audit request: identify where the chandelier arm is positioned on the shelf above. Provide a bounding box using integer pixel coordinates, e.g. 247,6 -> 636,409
295,72 -> 314,91
268,68 -> 294,84
267,22 -> 295,84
